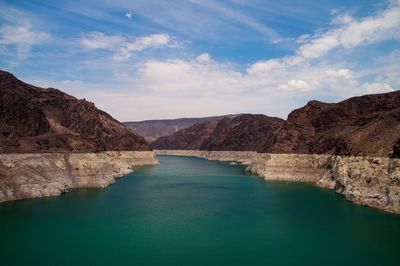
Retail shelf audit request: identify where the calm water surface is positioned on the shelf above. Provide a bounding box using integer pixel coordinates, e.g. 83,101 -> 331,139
1,155 -> 399,266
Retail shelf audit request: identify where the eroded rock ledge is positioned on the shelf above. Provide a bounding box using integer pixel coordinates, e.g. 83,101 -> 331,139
0,151 -> 158,202
155,150 -> 400,214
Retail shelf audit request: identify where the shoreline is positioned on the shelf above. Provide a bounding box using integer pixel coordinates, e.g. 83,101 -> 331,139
155,150 -> 400,214
0,151 -> 158,202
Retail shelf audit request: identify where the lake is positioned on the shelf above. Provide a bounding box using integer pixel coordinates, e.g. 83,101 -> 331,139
1,155 -> 399,266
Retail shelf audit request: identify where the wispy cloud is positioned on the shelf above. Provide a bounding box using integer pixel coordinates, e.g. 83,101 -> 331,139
0,3 -> 50,65
80,32 -> 177,61
248,1 -> 400,72
189,0 -> 281,42
114,34 -> 176,61
0,24 -> 50,63
297,1 -> 400,60
80,32 -> 124,50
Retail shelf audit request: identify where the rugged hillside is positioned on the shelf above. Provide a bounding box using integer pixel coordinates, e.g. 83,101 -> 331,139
124,115 -> 237,142
150,121 -> 219,150
152,114 -> 284,151
259,91 -> 400,157
0,70 -> 151,153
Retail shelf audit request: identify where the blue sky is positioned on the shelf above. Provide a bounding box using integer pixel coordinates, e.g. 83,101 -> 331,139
0,0 -> 399,121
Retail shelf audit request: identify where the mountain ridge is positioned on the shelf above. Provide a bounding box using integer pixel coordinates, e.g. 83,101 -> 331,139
151,114 -> 284,151
0,70 -> 151,153
259,91 -> 400,157
124,114 -> 238,142
151,91 -> 399,157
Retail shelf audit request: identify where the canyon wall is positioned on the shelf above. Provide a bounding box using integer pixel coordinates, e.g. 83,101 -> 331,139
247,153 -> 400,214
259,91 -> 400,157
152,114 -> 284,151
0,70 -> 151,153
124,114 -> 237,143
0,151 -> 158,202
156,150 -> 400,214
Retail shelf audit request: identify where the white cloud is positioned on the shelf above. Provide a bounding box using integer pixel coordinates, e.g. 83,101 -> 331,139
297,2 -> 400,61
196,53 -> 211,63
325,68 -> 353,79
247,59 -> 285,75
136,56 -> 243,96
133,53 -> 361,99
114,34 -> 173,61
0,25 -> 50,61
279,80 -> 314,92
80,32 -> 124,50
361,82 -> 395,94
79,32 -> 176,61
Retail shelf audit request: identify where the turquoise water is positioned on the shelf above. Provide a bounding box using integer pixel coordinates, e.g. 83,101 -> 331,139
1,155 -> 399,266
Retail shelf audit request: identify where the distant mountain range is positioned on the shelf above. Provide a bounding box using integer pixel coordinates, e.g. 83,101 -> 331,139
151,114 -> 284,151
0,70 -> 150,153
124,115 -> 237,142
150,92 -> 400,158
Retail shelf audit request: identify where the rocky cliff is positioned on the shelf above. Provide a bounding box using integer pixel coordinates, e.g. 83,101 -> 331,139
259,91 -> 400,157
0,151 -> 157,202
247,153 -> 400,214
152,114 -> 284,151
0,70 -> 157,203
0,70 -> 151,153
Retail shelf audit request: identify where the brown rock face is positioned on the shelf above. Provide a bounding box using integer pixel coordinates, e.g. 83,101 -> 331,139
0,70 -> 151,153
152,114 -> 284,151
151,121 -> 218,150
259,91 -> 400,157
124,115 -> 237,142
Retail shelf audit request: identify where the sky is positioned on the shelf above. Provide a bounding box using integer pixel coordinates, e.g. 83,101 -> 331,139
0,0 -> 399,121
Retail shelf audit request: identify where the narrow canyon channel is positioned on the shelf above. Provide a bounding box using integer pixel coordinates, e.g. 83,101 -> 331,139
1,155 -> 399,266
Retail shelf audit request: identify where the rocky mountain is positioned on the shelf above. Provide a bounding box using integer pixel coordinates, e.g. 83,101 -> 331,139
0,70 -> 151,153
124,115 -> 237,142
152,114 -> 284,151
259,91 -> 400,157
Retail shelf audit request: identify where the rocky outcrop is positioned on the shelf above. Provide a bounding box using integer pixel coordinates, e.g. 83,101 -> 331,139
124,115 -> 237,143
259,91 -> 400,157
0,70 -> 151,153
0,151 -> 158,202
247,153 -> 400,214
152,114 -> 284,151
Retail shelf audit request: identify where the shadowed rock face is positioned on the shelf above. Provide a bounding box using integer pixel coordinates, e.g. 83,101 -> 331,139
259,91 -> 400,157
392,139 -> 400,158
152,114 -> 284,151
0,70 -> 151,153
